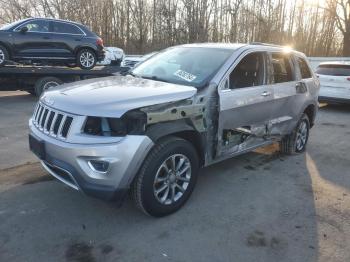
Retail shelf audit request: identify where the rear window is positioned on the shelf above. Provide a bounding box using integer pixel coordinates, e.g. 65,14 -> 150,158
51,21 -> 83,35
296,57 -> 312,79
316,64 -> 350,76
271,53 -> 294,83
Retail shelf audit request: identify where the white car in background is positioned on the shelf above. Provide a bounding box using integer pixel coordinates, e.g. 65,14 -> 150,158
121,52 -> 158,68
98,47 -> 125,66
316,62 -> 350,103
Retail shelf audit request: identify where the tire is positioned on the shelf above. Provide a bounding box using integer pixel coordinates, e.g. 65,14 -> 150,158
131,136 -> 199,217
280,113 -> 310,155
0,45 -> 9,67
34,77 -> 63,97
76,49 -> 96,70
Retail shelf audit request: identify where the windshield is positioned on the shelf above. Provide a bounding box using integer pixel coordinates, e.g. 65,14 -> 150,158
316,64 -> 350,76
0,19 -> 28,30
131,47 -> 234,87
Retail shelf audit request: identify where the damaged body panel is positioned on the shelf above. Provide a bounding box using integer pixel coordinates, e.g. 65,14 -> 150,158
28,43 -> 319,216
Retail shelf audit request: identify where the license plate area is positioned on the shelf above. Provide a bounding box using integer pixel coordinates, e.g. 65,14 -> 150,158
29,134 -> 46,160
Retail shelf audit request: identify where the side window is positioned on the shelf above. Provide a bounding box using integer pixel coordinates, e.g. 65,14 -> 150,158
229,52 -> 265,89
297,56 -> 312,79
51,22 -> 83,35
18,20 -> 49,32
271,53 -> 294,83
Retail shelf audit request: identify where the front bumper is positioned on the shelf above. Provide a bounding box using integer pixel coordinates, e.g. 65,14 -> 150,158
29,119 -> 154,201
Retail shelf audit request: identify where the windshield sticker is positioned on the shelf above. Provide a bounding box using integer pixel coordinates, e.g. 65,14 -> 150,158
174,70 -> 197,82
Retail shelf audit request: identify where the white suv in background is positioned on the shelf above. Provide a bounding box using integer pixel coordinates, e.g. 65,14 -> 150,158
316,62 -> 350,103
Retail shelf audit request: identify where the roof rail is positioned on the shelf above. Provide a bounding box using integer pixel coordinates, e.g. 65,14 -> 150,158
250,42 -> 286,48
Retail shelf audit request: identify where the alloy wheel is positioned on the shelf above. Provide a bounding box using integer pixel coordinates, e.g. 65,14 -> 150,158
296,120 -> 308,151
153,154 -> 192,205
80,51 -> 95,68
0,49 -> 4,64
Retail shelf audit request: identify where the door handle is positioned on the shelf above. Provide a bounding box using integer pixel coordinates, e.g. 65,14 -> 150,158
261,91 -> 271,97
42,36 -> 51,39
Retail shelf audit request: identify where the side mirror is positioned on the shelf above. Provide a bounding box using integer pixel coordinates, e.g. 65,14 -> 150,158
20,26 -> 28,33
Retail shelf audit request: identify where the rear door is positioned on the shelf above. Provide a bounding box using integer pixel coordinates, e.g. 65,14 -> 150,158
49,21 -> 85,59
217,51 -> 274,158
12,19 -> 53,58
267,52 -> 300,136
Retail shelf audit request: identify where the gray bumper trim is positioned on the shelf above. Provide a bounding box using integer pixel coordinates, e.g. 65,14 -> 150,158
41,160 -> 79,191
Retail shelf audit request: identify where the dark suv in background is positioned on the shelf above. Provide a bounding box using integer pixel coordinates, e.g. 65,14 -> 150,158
0,18 -> 105,69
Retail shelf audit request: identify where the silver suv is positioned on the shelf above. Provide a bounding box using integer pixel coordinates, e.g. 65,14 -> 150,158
29,43 -> 319,217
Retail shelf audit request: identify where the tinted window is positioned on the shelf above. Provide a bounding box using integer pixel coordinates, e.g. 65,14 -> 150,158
271,53 -> 294,83
19,20 -> 49,32
316,64 -> 350,76
229,52 -> 265,89
1,19 -> 28,30
52,21 -> 83,34
132,47 -> 234,87
297,57 -> 312,79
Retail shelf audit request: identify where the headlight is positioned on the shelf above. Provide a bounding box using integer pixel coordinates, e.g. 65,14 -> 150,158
83,110 -> 146,137
83,117 -> 127,136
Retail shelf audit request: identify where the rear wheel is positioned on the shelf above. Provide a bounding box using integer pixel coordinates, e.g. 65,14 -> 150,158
34,77 -> 63,97
0,45 -> 9,67
280,113 -> 310,154
77,49 -> 96,70
131,137 -> 199,217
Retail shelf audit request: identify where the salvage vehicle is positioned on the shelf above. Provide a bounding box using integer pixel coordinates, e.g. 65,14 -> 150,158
0,18 -> 104,69
316,62 -> 350,104
29,43 -> 319,217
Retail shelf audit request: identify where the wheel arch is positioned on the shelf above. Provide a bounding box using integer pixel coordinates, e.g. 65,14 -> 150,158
146,120 -> 206,167
74,45 -> 97,56
0,41 -> 12,58
303,103 -> 317,127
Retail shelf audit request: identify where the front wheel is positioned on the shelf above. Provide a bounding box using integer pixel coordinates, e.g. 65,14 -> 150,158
77,49 -> 96,70
131,137 -> 199,217
0,45 -> 9,67
280,113 -> 310,154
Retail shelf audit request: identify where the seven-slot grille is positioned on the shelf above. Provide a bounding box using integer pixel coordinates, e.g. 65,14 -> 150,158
32,103 -> 74,140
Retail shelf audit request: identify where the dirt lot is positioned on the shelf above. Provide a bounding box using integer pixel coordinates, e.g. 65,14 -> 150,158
0,91 -> 349,262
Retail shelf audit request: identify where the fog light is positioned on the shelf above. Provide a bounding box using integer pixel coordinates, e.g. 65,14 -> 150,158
88,160 -> 109,173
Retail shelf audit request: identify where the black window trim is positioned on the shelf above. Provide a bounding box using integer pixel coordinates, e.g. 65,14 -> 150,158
13,19 -> 86,36
50,20 -> 86,36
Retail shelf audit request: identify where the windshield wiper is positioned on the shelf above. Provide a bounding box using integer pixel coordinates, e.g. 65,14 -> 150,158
139,75 -> 169,83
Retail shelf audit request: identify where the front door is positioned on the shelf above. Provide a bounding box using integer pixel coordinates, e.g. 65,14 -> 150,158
12,19 -> 53,59
217,51 -> 274,158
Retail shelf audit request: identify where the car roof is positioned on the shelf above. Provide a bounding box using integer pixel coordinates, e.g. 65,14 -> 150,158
176,42 -> 305,56
29,17 -> 84,27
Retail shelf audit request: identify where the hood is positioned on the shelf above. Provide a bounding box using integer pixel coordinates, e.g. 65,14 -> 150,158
41,75 -> 197,117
